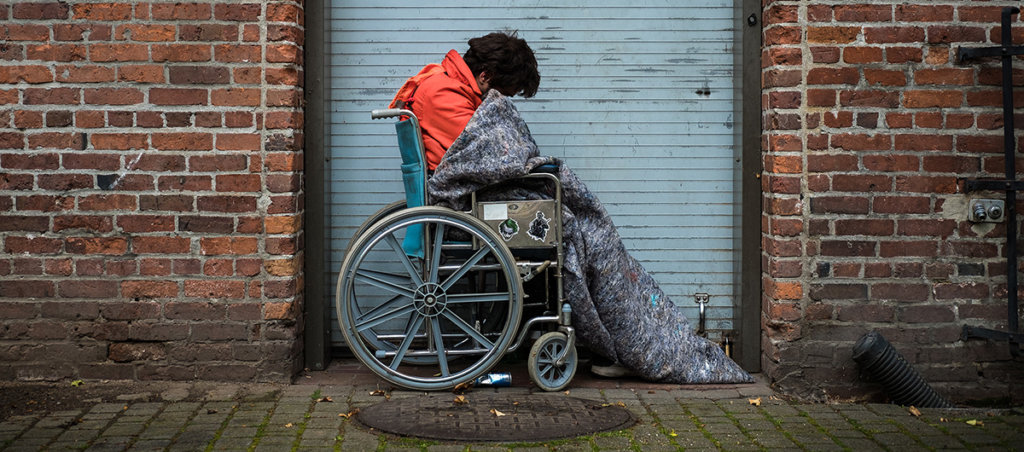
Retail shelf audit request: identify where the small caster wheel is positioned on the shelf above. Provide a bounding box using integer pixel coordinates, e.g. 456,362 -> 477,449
529,332 -> 577,392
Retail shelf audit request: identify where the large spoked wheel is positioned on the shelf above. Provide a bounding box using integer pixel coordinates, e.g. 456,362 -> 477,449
337,206 -> 523,391
528,332 -> 577,392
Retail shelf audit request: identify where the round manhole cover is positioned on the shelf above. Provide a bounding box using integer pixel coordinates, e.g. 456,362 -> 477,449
355,393 -> 636,442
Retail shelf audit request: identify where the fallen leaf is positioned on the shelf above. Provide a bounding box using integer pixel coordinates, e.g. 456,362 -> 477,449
669,429 -> 678,437
490,408 -> 506,417
454,395 -> 468,405
284,423 -> 293,428
908,406 -> 921,417
748,397 -> 762,407
966,419 -> 983,426
317,396 -> 333,403
70,380 -> 83,387
563,390 -> 570,395
453,381 -> 473,394
338,409 -> 360,419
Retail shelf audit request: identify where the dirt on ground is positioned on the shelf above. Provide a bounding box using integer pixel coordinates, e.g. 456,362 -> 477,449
0,380 -> 284,421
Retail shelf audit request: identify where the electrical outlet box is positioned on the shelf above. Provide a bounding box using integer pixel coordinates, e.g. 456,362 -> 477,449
968,199 -> 1005,223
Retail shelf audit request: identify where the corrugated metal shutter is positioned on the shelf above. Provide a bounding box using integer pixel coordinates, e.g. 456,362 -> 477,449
326,0 -> 740,347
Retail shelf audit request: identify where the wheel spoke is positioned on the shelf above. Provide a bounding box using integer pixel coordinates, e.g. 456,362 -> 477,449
430,318 -> 449,377
354,294 -> 407,326
428,223 -> 445,284
389,313 -> 423,370
384,232 -> 424,287
446,292 -> 511,304
540,364 -> 554,379
355,304 -> 415,333
440,310 -> 495,349
440,246 -> 491,291
354,269 -> 415,298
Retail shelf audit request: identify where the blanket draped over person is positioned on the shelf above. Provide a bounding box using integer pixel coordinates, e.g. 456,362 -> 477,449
427,91 -> 753,384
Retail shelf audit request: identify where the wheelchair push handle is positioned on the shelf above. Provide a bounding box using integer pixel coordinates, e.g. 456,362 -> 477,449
371,108 -> 415,120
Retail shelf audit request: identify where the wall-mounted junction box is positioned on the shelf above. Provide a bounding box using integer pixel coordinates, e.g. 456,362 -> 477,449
968,199 -> 1005,223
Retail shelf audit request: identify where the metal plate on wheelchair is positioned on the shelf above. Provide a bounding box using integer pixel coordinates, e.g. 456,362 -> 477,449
477,200 -> 559,248
355,393 -> 635,442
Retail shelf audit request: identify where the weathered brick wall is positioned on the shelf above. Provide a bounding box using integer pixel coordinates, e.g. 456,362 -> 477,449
0,1 -> 305,382
763,1 -> 1024,403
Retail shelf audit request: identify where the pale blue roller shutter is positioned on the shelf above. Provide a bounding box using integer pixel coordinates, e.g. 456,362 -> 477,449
326,0 -> 741,347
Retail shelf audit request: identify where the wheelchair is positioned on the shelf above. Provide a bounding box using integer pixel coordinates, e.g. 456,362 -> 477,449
335,108 -> 578,392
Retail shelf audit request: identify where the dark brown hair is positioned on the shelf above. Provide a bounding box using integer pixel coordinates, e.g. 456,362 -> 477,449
463,32 -> 540,98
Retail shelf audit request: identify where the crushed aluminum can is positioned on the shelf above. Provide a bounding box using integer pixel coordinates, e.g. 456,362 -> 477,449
474,372 -> 511,387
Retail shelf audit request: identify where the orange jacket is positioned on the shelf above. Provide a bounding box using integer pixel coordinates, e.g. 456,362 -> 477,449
398,50 -> 482,170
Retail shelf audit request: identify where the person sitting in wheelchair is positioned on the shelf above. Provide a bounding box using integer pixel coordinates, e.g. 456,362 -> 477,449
386,31 -> 752,385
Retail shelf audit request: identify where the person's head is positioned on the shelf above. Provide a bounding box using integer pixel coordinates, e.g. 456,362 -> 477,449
463,32 -> 540,98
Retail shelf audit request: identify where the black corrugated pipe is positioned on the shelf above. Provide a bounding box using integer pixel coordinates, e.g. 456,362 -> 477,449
852,331 -> 955,408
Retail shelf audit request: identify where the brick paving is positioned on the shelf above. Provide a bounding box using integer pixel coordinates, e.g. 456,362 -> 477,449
1,360 -> 1022,451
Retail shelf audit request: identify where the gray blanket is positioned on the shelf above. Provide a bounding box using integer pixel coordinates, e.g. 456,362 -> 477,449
428,92 -> 752,384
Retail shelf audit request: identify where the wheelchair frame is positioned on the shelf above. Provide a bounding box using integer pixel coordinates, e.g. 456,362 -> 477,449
334,108 -> 577,391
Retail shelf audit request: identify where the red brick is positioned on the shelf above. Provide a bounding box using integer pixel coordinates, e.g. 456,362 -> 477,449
65,237 -> 128,255
117,215 -> 175,233
5,236 -> 62,254
58,280 -> 118,298
214,44 -> 261,63
38,174 -> 92,190
214,3 -> 261,21
27,132 -> 86,149
90,44 -> 149,62
26,44 -> 87,62
865,26 -> 925,44
184,280 -> 245,298
880,240 -> 938,257
807,26 -> 860,44
896,5 -> 953,22
1,24 -> 50,41
149,88 -> 207,106
871,283 -> 929,302
200,237 -> 259,255
267,4 -> 300,22
215,174 -> 261,192
0,66 -> 53,84
927,26 -> 986,45
835,4 -> 892,22
839,90 -> 900,108
114,24 -> 176,42
211,88 -> 259,107
24,87 -> 80,105
13,2 -> 69,19
894,175 -> 957,193
843,46 -> 883,64
886,47 -> 923,63
914,68 -> 973,86
152,133 -> 213,150
79,194 -> 136,211
873,196 -> 930,214
151,44 -> 212,62
835,219 -> 894,236
179,24 -> 237,41
215,133 -> 261,151
807,67 -> 859,85
894,134 -> 953,151
266,44 -> 300,64
91,133 -> 148,150
188,153 -> 245,172
53,215 -> 113,233
830,133 -> 891,151
0,280 -> 55,298
863,155 -> 919,172
133,236 -> 190,254
152,3 -> 211,20
2,152 -> 58,170
832,174 -> 892,192
73,2 -> 133,20
837,304 -> 894,323
120,281 -> 177,299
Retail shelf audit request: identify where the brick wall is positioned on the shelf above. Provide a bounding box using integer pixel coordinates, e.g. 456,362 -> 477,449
0,1 -> 305,382
763,1 -> 1024,403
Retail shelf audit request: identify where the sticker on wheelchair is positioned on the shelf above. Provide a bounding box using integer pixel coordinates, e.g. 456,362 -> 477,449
498,218 -> 519,241
527,211 -> 551,242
